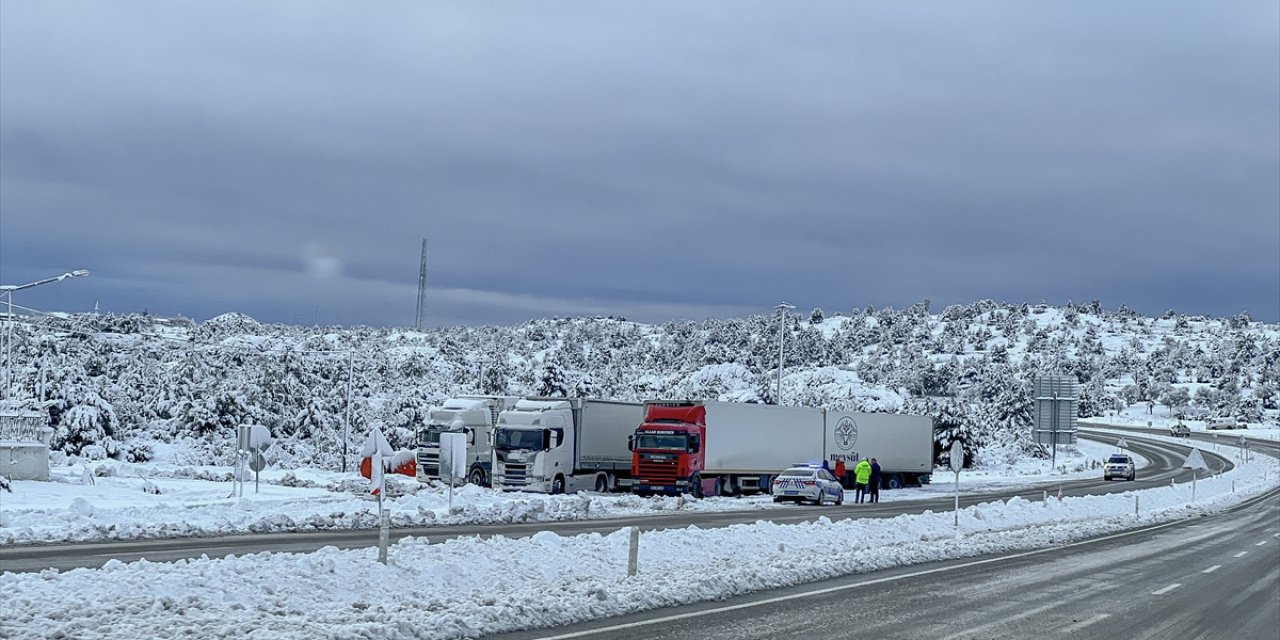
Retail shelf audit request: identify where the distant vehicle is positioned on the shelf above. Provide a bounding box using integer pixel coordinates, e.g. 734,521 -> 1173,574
1169,424 -> 1191,438
1103,454 -> 1136,481
770,466 -> 844,505
1206,418 -> 1242,430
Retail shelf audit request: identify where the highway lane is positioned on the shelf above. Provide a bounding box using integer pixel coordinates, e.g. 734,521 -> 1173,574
0,432 -> 1238,573
489,488 -> 1280,640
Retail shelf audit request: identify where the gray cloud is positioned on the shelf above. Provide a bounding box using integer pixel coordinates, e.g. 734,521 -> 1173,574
2,1 -> 1276,326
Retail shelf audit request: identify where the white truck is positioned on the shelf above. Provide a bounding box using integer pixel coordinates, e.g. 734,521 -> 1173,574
823,411 -> 934,489
415,396 -> 520,487
492,398 -> 645,494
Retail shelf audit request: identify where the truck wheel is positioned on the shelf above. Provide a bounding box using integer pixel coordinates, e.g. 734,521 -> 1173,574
468,467 -> 487,487
886,475 -> 903,490
691,473 -> 704,499
594,474 -> 609,493
719,475 -> 736,497
552,475 -> 566,495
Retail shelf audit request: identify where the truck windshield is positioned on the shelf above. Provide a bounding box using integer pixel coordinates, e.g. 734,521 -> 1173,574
495,428 -> 544,451
635,433 -> 688,450
417,425 -> 451,445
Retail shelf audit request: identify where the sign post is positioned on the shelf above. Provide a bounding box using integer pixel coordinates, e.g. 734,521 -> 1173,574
950,440 -> 963,528
362,427 -> 395,564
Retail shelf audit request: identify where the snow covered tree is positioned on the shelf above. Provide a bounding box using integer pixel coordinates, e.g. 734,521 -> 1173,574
537,362 -> 569,397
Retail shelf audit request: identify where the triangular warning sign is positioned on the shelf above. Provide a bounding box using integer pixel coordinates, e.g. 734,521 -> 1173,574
1182,448 -> 1209,471
1117,437 -> 1128,450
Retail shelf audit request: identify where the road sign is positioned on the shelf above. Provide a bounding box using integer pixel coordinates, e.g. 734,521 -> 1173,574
237,425 -> 272,451
1117,437 -> 1128,450
1182,448 -> 1208,471
248,451 -> 268,473
1236,435 -> 1248,448
949,441 -> 964,473
1033,376 -> 1078,447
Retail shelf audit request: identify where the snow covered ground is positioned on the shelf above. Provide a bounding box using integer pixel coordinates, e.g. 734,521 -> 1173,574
2,434 -> 1276,640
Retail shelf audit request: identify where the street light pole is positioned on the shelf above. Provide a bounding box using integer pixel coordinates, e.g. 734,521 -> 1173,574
775,302 -> 794,405
2,270 -> 89,400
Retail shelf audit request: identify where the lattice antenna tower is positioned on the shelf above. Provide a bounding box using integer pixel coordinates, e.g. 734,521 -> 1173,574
414,239 -> 428,332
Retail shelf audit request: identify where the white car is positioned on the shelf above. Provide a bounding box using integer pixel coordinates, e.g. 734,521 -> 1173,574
770,466 -> 844,505
1103,454 -> 1136,481
1207,418 -> 1241,430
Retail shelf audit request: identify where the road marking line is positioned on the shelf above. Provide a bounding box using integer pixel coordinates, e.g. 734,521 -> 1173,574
1062,614 -> 1110,633
1202,565 -> 1221,574
1234,552 -> 1248,558
527,483 -> 1280,640
1151,583 -> 1181,595
1257,541 -> 1269,546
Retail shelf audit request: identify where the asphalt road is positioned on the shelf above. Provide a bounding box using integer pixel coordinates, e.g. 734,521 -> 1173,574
0,430 -> 1246,573
488,487 -> 1280,640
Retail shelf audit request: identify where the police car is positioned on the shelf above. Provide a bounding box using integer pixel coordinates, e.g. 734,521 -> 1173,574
1103,454 -> 1136,481
770,466 -> 844,505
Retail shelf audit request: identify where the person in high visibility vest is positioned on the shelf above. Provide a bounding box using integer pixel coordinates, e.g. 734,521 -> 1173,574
854,458 -> 872,504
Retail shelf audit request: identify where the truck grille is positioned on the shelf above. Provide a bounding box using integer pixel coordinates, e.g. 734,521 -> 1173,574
417,451 -> 440,478
500,463 -> 530,486
636,459 -> 680,484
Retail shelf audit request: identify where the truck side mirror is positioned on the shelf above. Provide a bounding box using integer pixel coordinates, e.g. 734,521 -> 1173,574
543,430 -> 552,450
627,435 -> 634,451
689,434 -> 700,453
465,428 -> 475,446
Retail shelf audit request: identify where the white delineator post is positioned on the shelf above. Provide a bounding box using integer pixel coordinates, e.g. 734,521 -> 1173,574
627,526 -> 640,577
950,440 -> 963,528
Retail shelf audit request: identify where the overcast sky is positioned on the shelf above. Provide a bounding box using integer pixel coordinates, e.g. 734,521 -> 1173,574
3,2 -> 1277,327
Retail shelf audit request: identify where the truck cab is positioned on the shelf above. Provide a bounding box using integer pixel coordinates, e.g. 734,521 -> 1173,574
415,396 -> 518,487
629,403 -> 707,497
492,398 -> 574,494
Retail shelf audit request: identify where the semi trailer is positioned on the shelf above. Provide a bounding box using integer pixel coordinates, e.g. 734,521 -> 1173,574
629,401 -> 826,497
629,401 -> 934,497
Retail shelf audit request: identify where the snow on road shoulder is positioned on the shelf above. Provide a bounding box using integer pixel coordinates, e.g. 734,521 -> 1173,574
1,438 -> 1118,545
2,443 -> 1276,640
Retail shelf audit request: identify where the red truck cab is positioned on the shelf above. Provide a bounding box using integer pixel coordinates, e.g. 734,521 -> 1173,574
629,402 -> 708,497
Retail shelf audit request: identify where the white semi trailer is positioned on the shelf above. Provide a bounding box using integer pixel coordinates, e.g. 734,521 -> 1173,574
823,412 -> 934,488
630,401 -> 934,497
491,398 -> 645,494
630,401 -> 827,497
415,396 -> 520,487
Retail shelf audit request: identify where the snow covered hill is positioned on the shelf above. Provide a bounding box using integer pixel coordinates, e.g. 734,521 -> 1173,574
1,301 -> 1276,473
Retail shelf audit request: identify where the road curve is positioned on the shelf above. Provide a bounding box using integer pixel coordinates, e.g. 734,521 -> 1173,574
0,431 -> 1240,573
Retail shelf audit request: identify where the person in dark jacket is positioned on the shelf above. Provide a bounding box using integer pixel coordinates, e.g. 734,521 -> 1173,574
868,458 -> 882,503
